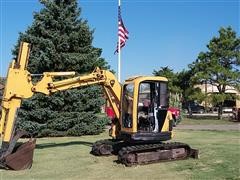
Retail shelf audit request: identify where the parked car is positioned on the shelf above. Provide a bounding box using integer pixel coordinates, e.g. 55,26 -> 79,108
182,101 -> 205,114
222,107 -> 233,113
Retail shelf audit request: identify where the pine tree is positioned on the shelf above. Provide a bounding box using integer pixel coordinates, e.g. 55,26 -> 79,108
153,66 -> 181,93
13,0 -> 109,136
190,27 -> 240,119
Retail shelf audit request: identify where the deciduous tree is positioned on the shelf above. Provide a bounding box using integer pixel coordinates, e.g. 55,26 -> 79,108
189,27 -> 240,119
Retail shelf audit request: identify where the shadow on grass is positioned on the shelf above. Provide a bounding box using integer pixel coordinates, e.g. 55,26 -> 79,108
36,141 -> 93,149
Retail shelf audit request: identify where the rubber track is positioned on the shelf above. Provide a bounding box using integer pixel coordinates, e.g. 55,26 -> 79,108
118,142 -> 197,166
91,139 -> 125,156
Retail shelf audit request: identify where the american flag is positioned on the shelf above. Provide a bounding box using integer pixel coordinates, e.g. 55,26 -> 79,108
115,6 -> 129,54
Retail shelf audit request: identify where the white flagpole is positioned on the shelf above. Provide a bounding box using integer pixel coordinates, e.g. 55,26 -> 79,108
118,0 -> 121,82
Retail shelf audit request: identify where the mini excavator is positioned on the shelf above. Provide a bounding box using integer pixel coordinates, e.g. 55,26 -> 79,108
0,42 -> 198,170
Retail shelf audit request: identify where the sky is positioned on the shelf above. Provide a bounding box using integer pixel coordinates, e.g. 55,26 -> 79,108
0,0 -> 239,81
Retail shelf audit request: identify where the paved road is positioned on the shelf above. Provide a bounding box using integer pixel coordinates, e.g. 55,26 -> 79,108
186,112 -> 232,117
176,124 -> 240,131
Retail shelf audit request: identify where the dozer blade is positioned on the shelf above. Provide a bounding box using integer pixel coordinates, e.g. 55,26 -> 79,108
0,130 -> 36,170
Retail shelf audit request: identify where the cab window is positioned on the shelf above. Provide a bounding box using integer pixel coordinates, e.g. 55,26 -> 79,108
122,83 -> 134,128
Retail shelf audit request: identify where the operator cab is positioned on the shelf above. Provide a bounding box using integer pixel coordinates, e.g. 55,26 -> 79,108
120,76 -> 173,142
137,81 -> 168,132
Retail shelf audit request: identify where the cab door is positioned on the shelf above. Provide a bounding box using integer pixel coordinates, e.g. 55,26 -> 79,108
121,83 -> 134,133
137,81 -> 169,133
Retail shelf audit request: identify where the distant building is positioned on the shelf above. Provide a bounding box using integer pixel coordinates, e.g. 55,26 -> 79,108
196,83 -> 240,108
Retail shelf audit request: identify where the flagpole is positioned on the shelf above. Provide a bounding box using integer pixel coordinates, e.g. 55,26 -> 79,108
118,0 -> 121,82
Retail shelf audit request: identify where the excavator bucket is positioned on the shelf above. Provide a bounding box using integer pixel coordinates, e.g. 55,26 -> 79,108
4,139 -> 36,170
0,131 -> 36,170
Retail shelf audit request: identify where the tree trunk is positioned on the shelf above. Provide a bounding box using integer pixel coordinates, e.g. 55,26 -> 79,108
188,105 -> 192,117
218,104 -> 223,120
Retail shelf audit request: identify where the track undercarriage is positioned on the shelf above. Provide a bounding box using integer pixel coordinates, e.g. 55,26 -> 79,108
91,139 -> 199,166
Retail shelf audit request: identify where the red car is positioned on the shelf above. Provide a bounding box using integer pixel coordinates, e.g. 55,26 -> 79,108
168,107 -> 181,126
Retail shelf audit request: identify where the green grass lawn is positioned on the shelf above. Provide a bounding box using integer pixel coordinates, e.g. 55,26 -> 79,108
179,116 -> 236,125
0,129 -> 239,180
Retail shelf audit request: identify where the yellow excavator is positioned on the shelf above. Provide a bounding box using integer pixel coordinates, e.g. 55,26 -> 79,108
0,42 -> 198,170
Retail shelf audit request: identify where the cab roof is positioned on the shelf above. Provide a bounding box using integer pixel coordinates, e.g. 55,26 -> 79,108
124,76 -> 168,83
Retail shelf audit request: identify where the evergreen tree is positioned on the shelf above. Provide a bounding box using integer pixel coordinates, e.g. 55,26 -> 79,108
13,0 -> 109,136
177,69 -> 205,104
153,66 -> 182,107
189,27 -> 240,119
153,66 -> 181,93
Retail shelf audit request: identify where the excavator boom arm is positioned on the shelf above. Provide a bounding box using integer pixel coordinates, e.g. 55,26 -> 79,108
0,42 -> 121,170
1,42 -> 121,142
32,68 -> 121,118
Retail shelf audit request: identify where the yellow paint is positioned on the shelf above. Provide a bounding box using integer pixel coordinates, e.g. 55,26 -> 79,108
161,111 -> 172,132
121,127 -> 134,133
32,67 -> 122,138
17,42 -> 30,70
103,87 -> 119,119
3,65 -> 34,100
0,42 -> 34,142
0,106 -> 6,137
1,41 -> 173,144
121,76 -> 169,133
132,80 -> 138,133
1,99 -> 21,142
